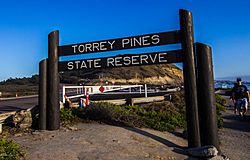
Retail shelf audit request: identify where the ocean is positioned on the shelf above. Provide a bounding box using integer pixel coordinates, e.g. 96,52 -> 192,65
215,80 -> 250,89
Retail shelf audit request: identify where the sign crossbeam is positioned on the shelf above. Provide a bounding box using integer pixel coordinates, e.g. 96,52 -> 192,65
59,50 -> 183,72
59,30 -> 180,56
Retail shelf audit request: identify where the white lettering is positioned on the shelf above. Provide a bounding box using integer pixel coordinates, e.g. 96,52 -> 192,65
108,40 -> 116,49
92,43 -> 100,51
75,61 -> 81,69
80,61 -> 87,69
142,36 -> 151,46
78,45 -> 85,53
100,41 -> 107,51
158,53 -> 168,62
67,62 -> 74,70
86,59 -> 93,68
123,56 -> 131,65
115,57 -> 123,66
85,43 -> 92,52
122,39 -> 130,48
133,37 -> 142,46
131,55 -> 140,65
152,35 -> 160,44
72,45 -> 78,53
94,59 -> 101,68
149,54 -> 157,63
107,58 -> 114,67
140,55 -> 148,64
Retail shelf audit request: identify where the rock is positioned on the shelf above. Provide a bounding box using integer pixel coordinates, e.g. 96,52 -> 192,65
14,133 -> 23,137
32,131 -> 41,135
112,139 -> 120,143
210,155 -> 230,160
12,110 -> 33,129
19,123 -> 30,129
187,145 -> 218,158
67,126 -> 78,131
144,153 -> 150,158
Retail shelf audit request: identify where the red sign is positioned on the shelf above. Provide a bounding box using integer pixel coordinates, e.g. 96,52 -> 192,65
99,86 -> 105,93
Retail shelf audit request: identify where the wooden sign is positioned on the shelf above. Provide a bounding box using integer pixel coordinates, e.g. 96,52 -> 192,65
59,30 -> 180,56
59,50 -> 182,72
42,9 -> 218,150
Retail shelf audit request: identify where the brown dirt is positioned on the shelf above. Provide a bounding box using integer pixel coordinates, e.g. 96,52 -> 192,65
10,123 -> 189,160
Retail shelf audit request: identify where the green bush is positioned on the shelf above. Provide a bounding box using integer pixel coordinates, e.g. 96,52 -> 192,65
61,92 -> 225,131
215,94 -> 227,106
60,108 -> 78,122
215,94 -> 226,128
0,139 -> 25,160
80,100 -> 185,132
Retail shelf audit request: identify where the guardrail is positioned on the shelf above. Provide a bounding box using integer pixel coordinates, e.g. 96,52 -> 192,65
0,95 -> 38,101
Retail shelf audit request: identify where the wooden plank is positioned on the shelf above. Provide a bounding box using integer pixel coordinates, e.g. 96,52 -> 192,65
59,30 -> 180,56
59,50 -> 183,72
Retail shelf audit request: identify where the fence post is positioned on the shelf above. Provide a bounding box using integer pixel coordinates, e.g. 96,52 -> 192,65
195,43 -> 220,151
39,59 -> 47,130
62,85 -> 66,104
47,30 -> 60,130
179,9 -> 201,148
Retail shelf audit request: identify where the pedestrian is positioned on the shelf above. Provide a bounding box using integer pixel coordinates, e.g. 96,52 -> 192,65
231,78 -> 250,116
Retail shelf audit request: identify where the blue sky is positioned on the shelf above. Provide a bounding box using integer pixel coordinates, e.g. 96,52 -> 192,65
0,0 -> 250,81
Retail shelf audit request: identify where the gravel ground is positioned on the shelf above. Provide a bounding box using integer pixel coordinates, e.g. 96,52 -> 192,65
12,123 -> 189,160
219,108 -> 250,160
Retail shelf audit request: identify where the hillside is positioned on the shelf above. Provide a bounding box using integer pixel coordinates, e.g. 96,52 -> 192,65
0,75 -> 38,97
60,64 -> 183,86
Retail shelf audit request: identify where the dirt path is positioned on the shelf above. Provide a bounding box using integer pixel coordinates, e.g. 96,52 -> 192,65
219,97 -> 250,160
12,123 -> 189,160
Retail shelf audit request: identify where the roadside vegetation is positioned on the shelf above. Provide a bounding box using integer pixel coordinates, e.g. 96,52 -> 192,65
215,94 -> 226,128
60,93 -> 185,132
60,92 -> 226,132
0,139 -> 25,160
0,75 -> 38,97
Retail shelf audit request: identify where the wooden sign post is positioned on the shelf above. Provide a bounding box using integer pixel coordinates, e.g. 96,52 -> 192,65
196,42 -> 220,151
179,9 -> 201,148
39,59 -> 47,130
47,30 -> 60,130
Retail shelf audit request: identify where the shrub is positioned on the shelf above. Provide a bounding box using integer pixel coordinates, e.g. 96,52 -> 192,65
60,108 -> 78,122
215,94 -> 226,128
80,100 -> 186,132
81,102 -> 144,127
61,92 -> 225,131
215,94 -> 227,106
141,101 -> 186,131
0,139 -> 25,160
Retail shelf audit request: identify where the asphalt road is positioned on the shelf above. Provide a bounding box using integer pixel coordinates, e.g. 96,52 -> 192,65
0,96 -> 38,113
